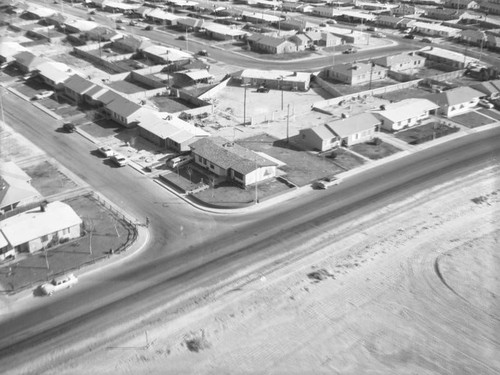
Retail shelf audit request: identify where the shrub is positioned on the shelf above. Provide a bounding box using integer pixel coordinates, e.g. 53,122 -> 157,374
370,137 -> 382,146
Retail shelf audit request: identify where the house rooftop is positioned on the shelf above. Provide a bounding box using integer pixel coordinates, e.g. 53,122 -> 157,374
0,201 -> 82,248
326,113 -> 380,138
429,86 -> 484,107
190,136 -> 276,175
64,74 -> 95,94
106,97 -> 142,118
375,98 -> 439,123
330,62 -> 388,76
0,161 -> 41,211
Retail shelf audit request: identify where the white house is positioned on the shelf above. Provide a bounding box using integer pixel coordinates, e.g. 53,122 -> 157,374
428,86 -> 484,117
374,98 -> 439,131
0,161 -> 42,215
189,137 -> 277,187
0,201 -> 82,260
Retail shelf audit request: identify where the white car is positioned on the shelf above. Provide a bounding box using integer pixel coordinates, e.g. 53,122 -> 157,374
110,153 -> 129,167
33,90 -> 54,100
478,99 -> 494,109
98,145 -> 114,158
41,274 -> 78,296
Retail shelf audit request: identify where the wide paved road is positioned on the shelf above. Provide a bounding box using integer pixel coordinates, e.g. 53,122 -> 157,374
1,90 -> 500,371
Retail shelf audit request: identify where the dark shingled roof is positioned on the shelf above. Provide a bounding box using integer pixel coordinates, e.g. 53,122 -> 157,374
190,136 -> 276,175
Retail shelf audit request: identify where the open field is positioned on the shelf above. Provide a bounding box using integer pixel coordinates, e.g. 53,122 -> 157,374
42,165 -> 500,375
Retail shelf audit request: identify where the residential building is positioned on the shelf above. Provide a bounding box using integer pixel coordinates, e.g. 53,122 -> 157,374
141,45 -> 191,65
428,86 -> 483,117
326,113 -> 380,146
279,19 -> 314,32
372,52 -> 426,72
392,3 -> 417,16
425,8 -> 464,21
143,8 -> 181,26
481,0 -> 500,15
328,62 -> 388,85
374,98 -> 439,131
241,11 -> 281,23
240,69 -> 311,91
176,17 -> 205,31
0,41 -> 28,63
173,69 -> 214,86
12,51 -> 49,73
136,109 -> 209,152
289,34 -> 310,51
0,201 -> 82,259
35,61 -> 75,89
312,7 -> 337,18
113,35 -> 152,53
376,15 -> 404,28
246,34 -> 297,54
458,29 -> 486,45
63,18 -> 100,33
412,21 -> 461,37
84,26 -> 121,42
104,97 -> 142,127
189,137 -> 278,187
203,23 -> 248,40
417,47 -> 478,69
299,124 -> 340,151
0,162 -> 42,215
63,74 -> 96,103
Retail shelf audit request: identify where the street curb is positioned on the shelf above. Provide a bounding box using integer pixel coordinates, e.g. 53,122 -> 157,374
7,87 -> 63,121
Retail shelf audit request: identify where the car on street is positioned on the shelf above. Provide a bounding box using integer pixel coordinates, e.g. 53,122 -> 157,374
313,176 -> 342,190
116,25 -> 124,30
403,34 -> 415,39
178,35 -> 187,40
197,49 -> 209,56
326,19 -> 337,24
129,20 -> 136,26
40,274 -> 78,296
144,25 -> 153,30
421,38 -> 433,43
319,22 -> 326,27
478,99 -> 494,109
63,123 -> 76,133
374,32 -> 386,38
116,18 -> 123,23
88,16 -> 95,21
33,90 -> 54,100
342,48 -> 357,54
257,85 -> 270,93
97,145 -> 114,157
110,153 -> 129,167
89,10 -> 96,15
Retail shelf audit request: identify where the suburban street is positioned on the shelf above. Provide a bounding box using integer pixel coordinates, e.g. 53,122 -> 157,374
0,89 -> 499,370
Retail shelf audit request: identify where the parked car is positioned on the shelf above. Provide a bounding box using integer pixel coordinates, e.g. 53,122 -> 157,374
97,145 -> 114,157
33,90 -> 54,100
342,48 -> 357,54
197,49 -> 209,56
63,123 -> 76,133
403,34 -> 415,39
89,10 -> 96,15
144,25 -> 153,30
129,20 -> 136,26
110,153 -> 129,167
116,25 -> 124,30
116,18 -> 123,23
313,176 -> 342,190
478,99 -> 494,109
491,98 -> 500,110
257,85 -> 270,93
41,274 -> 78,296
374,32 -> 386,38
167,154 -> 192,168
326,19 -> 337,24
319,22 -> 326,27
88,16 -> 95,21
367,26 -> 377,31
421,38 -> 432,43
178,35 -> 186,40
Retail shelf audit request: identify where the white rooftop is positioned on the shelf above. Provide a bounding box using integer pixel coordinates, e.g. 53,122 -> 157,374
375,98 -> 439,123
241,69 -> 310,83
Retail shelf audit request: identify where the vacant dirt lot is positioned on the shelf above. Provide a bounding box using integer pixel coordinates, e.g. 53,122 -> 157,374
37,163 -> 500,375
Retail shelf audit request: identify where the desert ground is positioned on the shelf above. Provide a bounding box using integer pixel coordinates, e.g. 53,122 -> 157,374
22,163 -> 498,375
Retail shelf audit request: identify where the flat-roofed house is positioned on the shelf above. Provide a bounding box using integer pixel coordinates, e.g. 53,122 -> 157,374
0,201 -> 82,258
428,86 -> 484,117
372,52 -> 426,72
189,137 -> 277,187
458,29 -> 486,46
417,47 -> 478,69
240,69 -> 311,91
328,62 -> 388,85
374,98 -> 439,131
412,22 -> 460,37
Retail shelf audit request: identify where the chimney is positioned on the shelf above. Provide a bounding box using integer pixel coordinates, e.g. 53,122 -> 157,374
40,200 -> 48,212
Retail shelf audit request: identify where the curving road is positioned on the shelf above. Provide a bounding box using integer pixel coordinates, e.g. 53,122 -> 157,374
1,90 -> 500,371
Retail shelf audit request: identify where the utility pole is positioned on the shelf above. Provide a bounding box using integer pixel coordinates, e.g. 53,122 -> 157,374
369,61 -> 374,90
286,103 -> 290,144
254,157 -> 259,204
242,83 -> 250,125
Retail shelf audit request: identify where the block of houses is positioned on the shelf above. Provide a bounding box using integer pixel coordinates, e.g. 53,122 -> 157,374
374,98 -> 439,131
246,34 -> 297,54
141,45 -> 191,66
63,18 -> 100,33
328,62 -> 388,85
84,26 -> 121,42
412,22 -> 461,38
104,96 -> 143,127
398,18 -> 417,30
189,137 -> 277,187
35,61 -> 76,90
0,201 -> 82,259
444,0 -> 479,9
300,113 -> 380,150
22,4 -> 56,19
12,51 -> 49,73
240,69 -> 311,91
177,17 -> 205,31
458,29 -> 486,45
372,52 -> 426,72
428,86 -> 484,117
63,74 -> 97,104
470,79 -> 500,99
0,41 -> 28,63
241,11 -> 281,24
417,47 -> 478,69
0,161 -> 42,215
136,109 -> 209,152
376,15 -> 404,28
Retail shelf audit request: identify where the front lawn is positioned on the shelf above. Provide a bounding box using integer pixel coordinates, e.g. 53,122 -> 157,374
450,111 -> 495,128
395,122 -> 459,145
350,140 -> 402,160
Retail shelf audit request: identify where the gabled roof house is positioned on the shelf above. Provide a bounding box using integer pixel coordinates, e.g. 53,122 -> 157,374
428,86 -> 484,117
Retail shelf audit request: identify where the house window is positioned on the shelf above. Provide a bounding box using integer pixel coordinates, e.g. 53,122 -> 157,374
41,235 -> 48,242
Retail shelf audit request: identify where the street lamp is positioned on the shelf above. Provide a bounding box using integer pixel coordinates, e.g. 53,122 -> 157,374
278,76 -> 284,111
242,83 -> 250,125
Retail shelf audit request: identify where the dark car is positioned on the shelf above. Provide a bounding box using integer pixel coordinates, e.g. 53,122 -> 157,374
342,48 -> 357,54
63,123 -> 76,133
404,34 -> 415,39
197,49 -> 209,56
421,38 -> 433,43
257,85 -> 270,93
144,25 -> 153,31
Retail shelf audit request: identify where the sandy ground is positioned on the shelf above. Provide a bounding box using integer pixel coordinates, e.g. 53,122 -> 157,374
29,165 -> 499,375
